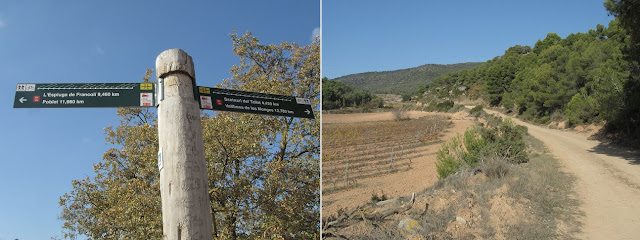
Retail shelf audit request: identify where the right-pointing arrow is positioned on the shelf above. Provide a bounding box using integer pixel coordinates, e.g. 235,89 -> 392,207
305,109 -> 311,115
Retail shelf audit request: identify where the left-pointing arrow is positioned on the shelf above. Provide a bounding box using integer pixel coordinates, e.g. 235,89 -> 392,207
19,97 -> 26,103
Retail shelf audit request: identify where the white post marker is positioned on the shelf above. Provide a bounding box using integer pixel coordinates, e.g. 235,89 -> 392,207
156,49 -> 213,239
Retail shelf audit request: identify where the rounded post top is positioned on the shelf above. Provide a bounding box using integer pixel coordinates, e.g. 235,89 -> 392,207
156,49 -> 195,80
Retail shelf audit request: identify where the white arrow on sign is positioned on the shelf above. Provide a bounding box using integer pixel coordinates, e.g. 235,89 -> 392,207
305,109 -> 311,115
19,97 -> 26,103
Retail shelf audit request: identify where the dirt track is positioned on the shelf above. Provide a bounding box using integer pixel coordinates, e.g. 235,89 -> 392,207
484,108 -> 640,239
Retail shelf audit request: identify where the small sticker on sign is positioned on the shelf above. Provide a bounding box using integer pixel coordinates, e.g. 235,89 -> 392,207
199,87 -> 210,94
296,98 -> 311,105
140,93 -> 153,107
140,83 -> 153,90
200,96 -> 213,109
16,84 -> 36,92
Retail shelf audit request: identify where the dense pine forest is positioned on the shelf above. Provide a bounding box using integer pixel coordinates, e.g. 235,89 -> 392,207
419,12 -> 639,139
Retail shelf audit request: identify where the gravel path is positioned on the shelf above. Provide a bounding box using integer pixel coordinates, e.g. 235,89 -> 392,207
484,108 -> 640,239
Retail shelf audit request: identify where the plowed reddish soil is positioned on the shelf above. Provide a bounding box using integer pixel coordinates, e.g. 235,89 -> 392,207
321,111 -> 474,217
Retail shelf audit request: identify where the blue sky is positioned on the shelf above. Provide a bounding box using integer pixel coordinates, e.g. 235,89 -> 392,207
0,1 -> 318,239
322,0 -> 615,79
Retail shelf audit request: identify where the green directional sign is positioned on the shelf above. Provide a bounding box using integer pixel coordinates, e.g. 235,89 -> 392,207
196,86 -> 315,119
13,83 -> 155,108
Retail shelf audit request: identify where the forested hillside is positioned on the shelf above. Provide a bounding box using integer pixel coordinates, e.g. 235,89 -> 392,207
322,78 -> 383,110
332,62 -> 481,95
419,13 -> 639,138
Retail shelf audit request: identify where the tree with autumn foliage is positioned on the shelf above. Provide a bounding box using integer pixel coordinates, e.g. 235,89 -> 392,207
59,69 -> 162,239
58,32 -> 320,239
205,31 -> 320,239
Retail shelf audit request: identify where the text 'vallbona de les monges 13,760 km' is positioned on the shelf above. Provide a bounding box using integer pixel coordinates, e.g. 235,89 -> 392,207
13,83 -> 155,108
196,86 -> 314,119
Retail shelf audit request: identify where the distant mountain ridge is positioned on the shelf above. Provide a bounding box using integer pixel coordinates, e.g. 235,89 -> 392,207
331,62 -> 482,94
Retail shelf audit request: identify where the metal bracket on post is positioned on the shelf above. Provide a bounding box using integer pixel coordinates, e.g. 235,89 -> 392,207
193,82 -> 199,102
156,78 -> 164,107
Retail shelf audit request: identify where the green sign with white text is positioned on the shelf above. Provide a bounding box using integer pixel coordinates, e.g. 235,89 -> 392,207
196,86 -> 314,119
13,83 -> 155,108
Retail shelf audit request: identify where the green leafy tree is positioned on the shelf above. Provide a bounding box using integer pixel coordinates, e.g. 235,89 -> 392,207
605,0 -> 640,45
322,78 -> 381,110
589,59 -> 628,123
483,62 -> 506,106
511,63 -> 567,121
482,50 -> 523,106
566,90 -> 599,125
533,33 -> 562,54
605,0 -> 640,136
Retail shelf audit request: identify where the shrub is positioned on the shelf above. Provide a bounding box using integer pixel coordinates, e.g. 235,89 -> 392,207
435,100 -> 455,112
436,126 -> 486,179
436,118 -> 528,179
566,92 -> 598,125
462,126 -> 487,165
401,94 -> 412,102
436,136 -> 465,178
370,192 -> 387,203
485,114 -> 503,128
485,118 -> 529,164
469,105 -> 484,117
550,110 -> 567,122
481,155 -> 510,179
536,116 -> 551,124
392,108 -> 411,121
447,104 -> 467,113
371,96 -> 384,108
424,100 -> 454,112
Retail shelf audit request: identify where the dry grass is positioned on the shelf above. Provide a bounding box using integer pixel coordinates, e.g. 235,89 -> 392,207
324,135 -> 582,239
416,135 -> 582,239
392,108 -> 411,121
